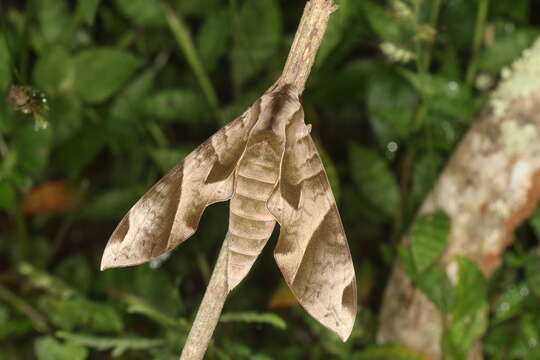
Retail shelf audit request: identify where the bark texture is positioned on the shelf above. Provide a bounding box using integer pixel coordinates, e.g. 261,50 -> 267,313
378,38 -> 540,359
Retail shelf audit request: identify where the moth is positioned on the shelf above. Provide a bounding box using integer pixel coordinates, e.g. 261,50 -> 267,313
101,84 -> 357,340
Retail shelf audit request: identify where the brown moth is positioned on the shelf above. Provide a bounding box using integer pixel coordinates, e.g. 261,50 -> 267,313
101,84 -> 357,340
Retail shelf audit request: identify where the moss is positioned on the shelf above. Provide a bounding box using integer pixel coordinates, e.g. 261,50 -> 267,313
501,120 -> 537,155
490,40 -> 540,117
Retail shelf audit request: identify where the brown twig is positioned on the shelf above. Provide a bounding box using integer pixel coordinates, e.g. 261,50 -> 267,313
178,1 -> 336,359
179,238 -> 229,360
274,0 -> 337,95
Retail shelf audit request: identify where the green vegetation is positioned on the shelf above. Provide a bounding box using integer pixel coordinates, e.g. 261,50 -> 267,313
0,0 -> 539,359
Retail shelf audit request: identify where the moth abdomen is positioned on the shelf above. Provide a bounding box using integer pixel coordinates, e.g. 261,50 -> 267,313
226,141 -> 280,290
226,190 -> 276,290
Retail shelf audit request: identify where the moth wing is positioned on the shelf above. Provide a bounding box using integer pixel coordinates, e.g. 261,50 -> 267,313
266,110 -> 357,341
101,102 -> 261,270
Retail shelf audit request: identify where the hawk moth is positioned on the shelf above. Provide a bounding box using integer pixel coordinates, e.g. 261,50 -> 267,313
101,84 -> 357,340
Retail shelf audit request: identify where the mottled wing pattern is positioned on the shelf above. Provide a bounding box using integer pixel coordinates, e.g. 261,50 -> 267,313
266,109 -> 357,341
101,102 -> 261,270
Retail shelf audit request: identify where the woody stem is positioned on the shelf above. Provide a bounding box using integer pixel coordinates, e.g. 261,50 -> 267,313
277,0 -> 337,95
179,237 -> 229,360
179,1 -> 336,358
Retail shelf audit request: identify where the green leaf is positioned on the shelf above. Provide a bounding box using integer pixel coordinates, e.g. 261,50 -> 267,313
110,67 -> 158,121
353,344 -> 429,360
108,67 -> 159,144
443,257 -> 488,357
196,9 -> 231,72
34,337 -> 88,360
114,0 -> 166,26
398,245 -> 416,275
57,331 -> 163,357
452,257 -> 487,318
144,89 -> 207,122
478,28 -> 539,74
54,255 -> 93,294
349,144 -> 399,217
74,47 -> 143,103
78,0 -> 100,25
410,212 -> 450,272
0,36 -> 11,91
317,0 -> 352,66
54,125 -> 105,179
443,306 -> 488,360
411,154 -> 442,205
176,0 -> 220,17
358,1 -> 406,44
49,298 -> 123,333
0,181 -> 16,211
231,0 -> 282,87
525,255 -> 540,298
49,95 -> 82,144
412,265 -> 453,312
99,265 -> 182,316
14,124 -> 53,177
33,0 -> 71,47
124,295 -> 189,331
367,70 -> 416,145
0,303 -> 34,339
492,282 -> 531,324
220,312 -> 287,330
399,71 -> 473,120
18,262 -> 76,299
79,187 -> 142,220
33,47 -> 74,95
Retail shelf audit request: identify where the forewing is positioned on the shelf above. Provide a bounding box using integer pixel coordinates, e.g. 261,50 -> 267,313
101,102 -> 261,270
266,110 -> 357,341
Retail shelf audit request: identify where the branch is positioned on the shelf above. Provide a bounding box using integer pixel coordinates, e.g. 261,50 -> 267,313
378,38 -> 540,359
180,237 -> 229,360
275,0 -> 337,95
179,1 -> 336,359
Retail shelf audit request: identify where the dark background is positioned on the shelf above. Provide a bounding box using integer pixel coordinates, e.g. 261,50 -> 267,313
1,0 -> 540,358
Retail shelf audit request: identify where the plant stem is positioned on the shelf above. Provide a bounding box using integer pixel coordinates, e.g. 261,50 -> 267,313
179,237 -> 229,360
179,1 -> 336,358
275,0 -> 337,95
421,0 -> 442,73
466,0 -> 489,86
163,4 -> 220,111
0,284 -> 49,333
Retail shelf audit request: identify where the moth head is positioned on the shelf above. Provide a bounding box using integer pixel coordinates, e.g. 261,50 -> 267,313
261,84 -> 301,117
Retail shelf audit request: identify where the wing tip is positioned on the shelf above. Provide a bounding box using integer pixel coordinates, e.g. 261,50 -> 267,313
334,318 -> 355,342
100,253 -> 151,271
100,256 -> 116,271
100,239 -> 177,271
100,246 -> 120,271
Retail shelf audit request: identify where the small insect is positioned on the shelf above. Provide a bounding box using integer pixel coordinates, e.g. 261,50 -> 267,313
101,84 -> 357,340
7,84 -> 49,129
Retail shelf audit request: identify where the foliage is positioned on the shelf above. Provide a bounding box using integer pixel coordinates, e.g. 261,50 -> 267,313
0,0 -> 539,359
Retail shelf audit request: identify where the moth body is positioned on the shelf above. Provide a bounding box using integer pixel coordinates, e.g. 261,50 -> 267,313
101,85 -> 357,341
227,89 -> 300,290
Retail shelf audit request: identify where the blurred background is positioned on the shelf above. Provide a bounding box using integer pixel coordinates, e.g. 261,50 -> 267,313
1,0 -> 540,359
